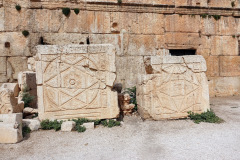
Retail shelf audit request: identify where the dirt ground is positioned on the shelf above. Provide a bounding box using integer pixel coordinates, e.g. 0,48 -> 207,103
1,96 -> 240,160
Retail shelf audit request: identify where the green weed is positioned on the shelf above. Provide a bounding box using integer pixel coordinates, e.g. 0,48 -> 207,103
188,110 -> 224,124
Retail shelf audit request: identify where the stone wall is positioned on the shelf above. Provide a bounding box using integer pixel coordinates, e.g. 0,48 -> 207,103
1,0 -> 240,97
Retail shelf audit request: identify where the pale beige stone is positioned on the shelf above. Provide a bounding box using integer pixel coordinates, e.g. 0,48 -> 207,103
36,45 -> 119,120
1,83 -> 20,97
61,121 -> 76,132
0,113 -> 23,144
209,77 -> 240,97
82,122 -> 94,129
22,119 -> 40,131
7,57 -> 28,80
137,55 -> 210,120
0,87 -> 24,114
120,93 -> 135,115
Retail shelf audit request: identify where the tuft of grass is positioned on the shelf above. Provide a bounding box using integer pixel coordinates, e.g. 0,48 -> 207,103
188,110 -> 224,124
212,15 -> 221,21
72,118 -> 90,126
15,5 -> 21,11
74,8 -> 80,15
76,125 -> 86,132
22,30 -> 29,37
200,14 -> 208,18
62,8 -> 71,17
22,126 -> 31,137
118,0 -> 122,4
231,1 -> 235,7
40,119 -> 63,131
21,85 -> 35,108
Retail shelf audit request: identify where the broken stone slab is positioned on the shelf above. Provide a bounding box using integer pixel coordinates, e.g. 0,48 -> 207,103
36,44 -> 119,120
1,83 -> 20,97
137,55 -> 210,120
22,119 -> 40,131
61,121 -> 76,132
0,87 -> 24,114
0,113 -> 23,144
23,107 -> 38,115
82,122 -> 94,129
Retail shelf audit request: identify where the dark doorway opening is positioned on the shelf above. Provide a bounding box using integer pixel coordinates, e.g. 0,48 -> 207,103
170,49 -> 196,56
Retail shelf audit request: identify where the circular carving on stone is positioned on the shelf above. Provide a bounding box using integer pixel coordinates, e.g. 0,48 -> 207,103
69,79 -> 76,85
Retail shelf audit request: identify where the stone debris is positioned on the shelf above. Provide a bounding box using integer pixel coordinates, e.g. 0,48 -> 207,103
23,107 -> 38,115
0,84 -> 24,114
22,119 -> 40,131
120,93 -> 135,116
61,121 -> 76,132
137,55 -> 210,120
0,113 -> 23,143
36,44 -> 119,120
82,122 -> 95,129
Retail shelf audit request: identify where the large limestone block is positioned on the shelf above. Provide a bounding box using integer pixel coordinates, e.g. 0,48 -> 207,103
210,36 -> 238,56
219,56 -> 240,77
36,44 -> 119,120
7,57 -> 28,80
137,55 -> 210,120
22,119 -> 40,131
0,87 -> 24,114
209,77 -> 240,97
0,113 -> 23,144
4,8 -> 32,32
165,14 -> 201,33
207,0 -> 232,8
205,56 -> 219,77
0,57 -> 7,83
0,32 -> 31,57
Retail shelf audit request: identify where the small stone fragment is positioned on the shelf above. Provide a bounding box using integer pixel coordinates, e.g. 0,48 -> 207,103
22,119 -> 40,131
61,121 -> 76,132
82,122 -> 94,129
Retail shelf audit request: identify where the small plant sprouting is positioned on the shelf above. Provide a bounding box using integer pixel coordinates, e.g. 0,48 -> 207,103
21,85 -> 35,108
76,125 -> 86,132
208,15 -> 212,19
118,0 -> 122,4
232,35 -> 236,38
22,30 -> 29,37
188,110 -> 224,124
200,14 -> 208,18
231,1 -> 235,7
190,14 -> 196,18
212,15 -> 221,21
22,126 -> 31,137
15,5 -> 21,11
74,8 -> 80,15
179,14 -> 183,17
40,119 -> 63,131
62,8 -> 71,17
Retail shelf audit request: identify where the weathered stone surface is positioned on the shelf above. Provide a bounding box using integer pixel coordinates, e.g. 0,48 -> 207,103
1,83 -> 20,97
7,57 -> 28,81
36,44 -> 119,120
205,56 -> 219,77
82,122 -> 94,129
119,93 -> 135,115
61,121 -> 76,132
137,55 -> 210,120
219,56 -> 240,77
0,113 -> 23,144
18,71 -> 37,108
209,77 -> 240,97
0,87 -> 24,114
22,119 -> 40,131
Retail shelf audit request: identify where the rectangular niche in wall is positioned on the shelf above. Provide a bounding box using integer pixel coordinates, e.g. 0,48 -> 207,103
170,49 -> 196,56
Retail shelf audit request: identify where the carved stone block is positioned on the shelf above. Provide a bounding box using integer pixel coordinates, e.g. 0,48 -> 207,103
36,44 -> 119,120
137,55 -> 210,120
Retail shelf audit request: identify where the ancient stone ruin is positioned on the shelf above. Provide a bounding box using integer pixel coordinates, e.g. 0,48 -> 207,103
36,44 -> 119,120
137,55 -> 210,120
1,0 -> 239,143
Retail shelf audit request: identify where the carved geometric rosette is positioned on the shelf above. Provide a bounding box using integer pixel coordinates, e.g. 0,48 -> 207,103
36,45 -> 119,120
137,55 -> 210,120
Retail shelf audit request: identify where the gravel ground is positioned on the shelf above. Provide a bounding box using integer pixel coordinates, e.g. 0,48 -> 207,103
1,96 -> 240,160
